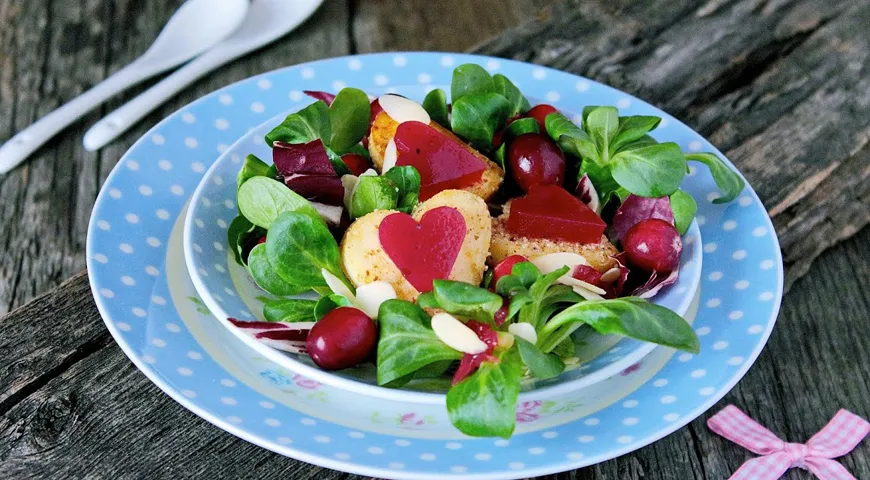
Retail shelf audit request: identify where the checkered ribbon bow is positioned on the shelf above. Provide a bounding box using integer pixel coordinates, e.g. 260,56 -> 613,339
708,405 -> 869,480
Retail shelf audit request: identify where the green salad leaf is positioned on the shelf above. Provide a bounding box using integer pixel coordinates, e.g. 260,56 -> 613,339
539,297 -> 700,354
237,154 -> 271,190
265,100 -> 330,146
265,211 -> 345,291
516,336 -> 564,379
450,93 -> 510,150
686,152 -> 745,203
383,166 -> 421,213
349,175 -> 399,219
610,142 -> 687,197
263,298 -> 317,322
227,215 -> 262,266
314,294 -> 354,320
451,63 -> 495,102
430,279 -> 504,324
503,117 -> 539,140
545,112 -> 597,160
493,73 -> 530,118
237,176 -> 321,229
585,106 -> 619,161
328,87 -> 371,153
611,116 -> 662,152
422,88 -> 450,128
246,244 -> 308,296
377,300 -> 463,386
670,189 -> 698,235
447,345 -> 523,438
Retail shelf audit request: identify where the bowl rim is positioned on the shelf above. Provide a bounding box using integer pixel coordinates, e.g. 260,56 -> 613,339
184,106 -> 704,405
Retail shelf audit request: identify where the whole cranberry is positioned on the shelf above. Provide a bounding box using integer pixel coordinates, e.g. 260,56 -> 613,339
490,255 -> 529,290
340,153 -> 371,176
508,134 -> 566,192
306,307 -> 378,370
526,104 -> 558,132
623,219 -> 682,274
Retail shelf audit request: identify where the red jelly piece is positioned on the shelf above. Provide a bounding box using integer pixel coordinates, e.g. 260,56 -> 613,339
378,206 -> 467,292
507,184 -> 607,244
341,153 -> 372,176
573,264 -> 602,285
452,320 -> 499,385
394,121 -> 486,200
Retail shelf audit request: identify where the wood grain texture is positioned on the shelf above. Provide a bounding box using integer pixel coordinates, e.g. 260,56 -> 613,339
2,0 -> 870,478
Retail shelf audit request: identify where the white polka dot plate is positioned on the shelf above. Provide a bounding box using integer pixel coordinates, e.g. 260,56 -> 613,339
87,52 -> 783,479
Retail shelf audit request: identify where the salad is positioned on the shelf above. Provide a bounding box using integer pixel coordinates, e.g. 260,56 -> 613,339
227,63 -> 744,438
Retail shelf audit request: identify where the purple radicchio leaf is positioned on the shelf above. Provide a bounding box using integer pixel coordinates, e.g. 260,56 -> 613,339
227,318 -> 314,354
576,174 -> 601,213
273,139 -> 336,177
603,253 -> 631,299
611,194 -> 675,241
304,90 -> 336,106
284,175 -> 345,206
631,269 -> 679,299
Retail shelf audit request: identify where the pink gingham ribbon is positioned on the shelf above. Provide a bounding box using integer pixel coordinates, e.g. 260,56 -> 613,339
708,405 -> 870,480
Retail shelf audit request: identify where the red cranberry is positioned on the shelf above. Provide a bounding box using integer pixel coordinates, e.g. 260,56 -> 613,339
490,255 -> 529,289
573,264 -> 602,285
340,154 -> 371,176
526,104 -> 558,132
494,298 -> 509,325
508,134 -> 566,192
306,307 -> 377,370
257,235 -> 267,245
623,219 -> 682,274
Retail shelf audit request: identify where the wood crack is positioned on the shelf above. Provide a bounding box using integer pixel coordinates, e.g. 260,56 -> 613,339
0,331 -> 111,417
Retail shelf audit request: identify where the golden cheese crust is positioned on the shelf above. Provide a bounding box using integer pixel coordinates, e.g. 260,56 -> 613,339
367,111 -> 504,201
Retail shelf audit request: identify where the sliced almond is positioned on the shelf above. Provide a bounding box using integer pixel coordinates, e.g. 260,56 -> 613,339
311,202 -> 343,226
531,252 -> 590,284
378,94 -> 431,125
431,312 -> 488,354
341,174 -> 359,210
508,323 -> 537,345
572,284 -> 604,301
321,268 -> 356,302
354,281 -> 397,319
382,138 -> 398,173
600,267 -> 622,284
561,277 -> 607,295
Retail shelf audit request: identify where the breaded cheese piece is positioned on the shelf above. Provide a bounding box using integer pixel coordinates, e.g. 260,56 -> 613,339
489,202 -> 618,272
368,111 -> 504,201
341,190 -> 492,302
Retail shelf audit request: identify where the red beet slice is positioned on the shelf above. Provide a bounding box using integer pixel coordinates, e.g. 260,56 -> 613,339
393,121 -> 486,200
378,206 -> 466,292
572,264 -> 603,285
507,185 -> 607,244
273,139 -> 336,177
303,90 -> 337,105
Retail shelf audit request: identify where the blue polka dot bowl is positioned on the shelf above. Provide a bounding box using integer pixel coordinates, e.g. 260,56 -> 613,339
182,76 -> 703,404
87,53 -> 783,478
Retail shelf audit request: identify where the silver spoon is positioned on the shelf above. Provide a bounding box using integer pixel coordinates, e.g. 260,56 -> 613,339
82,0 -> 324,152
0,0 -> 251,175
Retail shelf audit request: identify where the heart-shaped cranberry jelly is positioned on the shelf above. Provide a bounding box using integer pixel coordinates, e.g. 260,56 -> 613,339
378,206 -> 466,292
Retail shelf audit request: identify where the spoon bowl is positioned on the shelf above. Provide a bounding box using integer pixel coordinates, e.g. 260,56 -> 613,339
0,0 -> 250,175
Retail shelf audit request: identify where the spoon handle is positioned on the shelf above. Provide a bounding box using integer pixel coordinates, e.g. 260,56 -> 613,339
0,61 -> 156,175
83,47 -> 245,152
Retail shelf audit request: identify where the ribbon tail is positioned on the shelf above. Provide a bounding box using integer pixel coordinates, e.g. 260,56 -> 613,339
728,452 -> 792,480
805,457 -> 858,480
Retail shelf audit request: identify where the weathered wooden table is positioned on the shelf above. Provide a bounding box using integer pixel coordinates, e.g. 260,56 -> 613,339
2,1 -> 869,478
